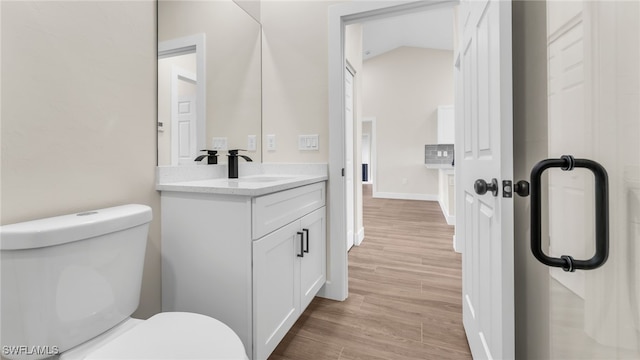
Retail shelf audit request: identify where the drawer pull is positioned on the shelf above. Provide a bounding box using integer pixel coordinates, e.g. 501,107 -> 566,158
297,232 -> 304,258
303,228 -> 309,253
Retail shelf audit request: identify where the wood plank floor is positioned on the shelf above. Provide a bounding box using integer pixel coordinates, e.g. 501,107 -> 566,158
269,185 -> 471,360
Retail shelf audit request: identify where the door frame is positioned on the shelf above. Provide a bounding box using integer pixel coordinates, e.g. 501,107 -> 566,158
159,33 -> 207,153
325,0 -> 458,301
345,63 -> 356,251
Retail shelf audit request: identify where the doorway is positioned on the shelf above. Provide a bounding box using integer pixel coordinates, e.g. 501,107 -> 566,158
157,34 -> 206,166
361,117 -> 376,189
325,0 -> 458,300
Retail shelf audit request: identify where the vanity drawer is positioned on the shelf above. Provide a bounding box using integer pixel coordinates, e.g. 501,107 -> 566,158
252,182 -> 325,240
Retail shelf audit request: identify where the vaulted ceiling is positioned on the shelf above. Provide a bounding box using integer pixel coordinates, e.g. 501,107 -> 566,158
362,6 -> 454,60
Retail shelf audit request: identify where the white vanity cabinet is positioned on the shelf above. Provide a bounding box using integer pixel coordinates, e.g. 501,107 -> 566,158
161,181 -> 326,360
252,207 -> 325,360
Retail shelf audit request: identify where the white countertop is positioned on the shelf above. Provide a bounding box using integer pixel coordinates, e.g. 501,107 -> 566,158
156,174 -> 328,196
425,163 -> 455,170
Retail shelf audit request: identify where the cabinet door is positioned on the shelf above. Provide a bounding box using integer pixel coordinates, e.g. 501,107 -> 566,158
252,221 -> 301,360
299,207 -> 327,310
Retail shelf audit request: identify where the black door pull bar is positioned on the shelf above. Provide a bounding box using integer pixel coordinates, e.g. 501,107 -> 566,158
297,232 -> 304,258
530,155 -> 609,272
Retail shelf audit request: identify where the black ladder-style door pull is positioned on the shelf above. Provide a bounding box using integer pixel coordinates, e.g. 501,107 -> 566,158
530,155 -> 609,272
303,228 -> 309,253
297,232 -> 304,258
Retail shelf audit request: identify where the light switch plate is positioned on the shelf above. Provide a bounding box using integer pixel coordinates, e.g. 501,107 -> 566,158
298,134 -> 319,150
211,137 -> 228,150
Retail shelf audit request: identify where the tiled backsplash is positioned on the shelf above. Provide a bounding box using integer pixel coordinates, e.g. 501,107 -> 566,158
425,144 -> 454,165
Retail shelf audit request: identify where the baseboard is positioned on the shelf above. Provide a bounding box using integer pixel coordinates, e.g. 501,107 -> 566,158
445,214 -> 456,225
453,235 -> 462,253
438,199 -> 456,225
316,281 -> 346,301
355,227 -> 365,246
373,191 -> 438,201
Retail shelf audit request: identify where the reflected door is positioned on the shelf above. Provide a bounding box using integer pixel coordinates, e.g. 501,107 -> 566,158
175,95 -> 197,166
543,1 -> 640,358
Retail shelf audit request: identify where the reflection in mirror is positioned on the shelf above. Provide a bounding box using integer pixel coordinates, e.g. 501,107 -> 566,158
158,0 -> 262,166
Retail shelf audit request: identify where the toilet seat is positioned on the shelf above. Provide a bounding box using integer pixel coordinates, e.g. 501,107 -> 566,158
85,312 -> 249,360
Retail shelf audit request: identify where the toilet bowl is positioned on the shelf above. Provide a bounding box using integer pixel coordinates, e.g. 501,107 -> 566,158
0,204 -> 248,360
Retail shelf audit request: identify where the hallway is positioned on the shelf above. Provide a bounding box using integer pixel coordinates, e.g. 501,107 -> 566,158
270,185 -> 471,359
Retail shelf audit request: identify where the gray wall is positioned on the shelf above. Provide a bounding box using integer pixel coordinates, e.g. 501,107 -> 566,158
513,1 -> 550,358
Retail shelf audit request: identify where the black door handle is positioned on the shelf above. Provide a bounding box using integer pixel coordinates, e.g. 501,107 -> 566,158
297,232 -> 304,258
474,178 -> 499,197
530,155 -> 609,272
303,228 -> 309,253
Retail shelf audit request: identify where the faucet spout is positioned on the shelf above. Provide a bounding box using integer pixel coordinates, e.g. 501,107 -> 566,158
227,150 -> 252,178
194,150 -> 218,165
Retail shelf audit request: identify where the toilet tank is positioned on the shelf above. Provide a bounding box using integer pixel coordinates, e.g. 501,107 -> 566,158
0,204 -> 152,359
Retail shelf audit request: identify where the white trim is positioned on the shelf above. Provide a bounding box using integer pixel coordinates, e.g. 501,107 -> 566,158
326,0 -> 458,302
159,33 -> 206,152
437,199 -> 456,225
453,235 -> 461,254
373,192 -> 438,202
355,227 -> 365,246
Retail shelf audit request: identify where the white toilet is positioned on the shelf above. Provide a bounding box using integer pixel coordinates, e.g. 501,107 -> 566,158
0,204 -> 249,360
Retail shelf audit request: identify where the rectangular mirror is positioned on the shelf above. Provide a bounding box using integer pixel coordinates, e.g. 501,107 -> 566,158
158,0 -> 262,166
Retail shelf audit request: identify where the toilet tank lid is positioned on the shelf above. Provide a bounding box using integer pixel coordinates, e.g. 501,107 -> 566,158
0,204 -> 152,250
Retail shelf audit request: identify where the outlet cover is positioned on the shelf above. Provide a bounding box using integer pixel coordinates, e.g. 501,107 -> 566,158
247,135 -> 257,151
266,134 -> 276,151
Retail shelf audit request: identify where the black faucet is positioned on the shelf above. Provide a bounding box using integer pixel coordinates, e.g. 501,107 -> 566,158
227,149 -> 253,178
194,150 -> 219,165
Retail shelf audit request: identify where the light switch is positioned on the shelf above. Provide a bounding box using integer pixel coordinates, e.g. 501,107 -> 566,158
298,135 -> 319,150
437,151 -> 443,157
443,151 -> 448,157
211,137 -> 228,150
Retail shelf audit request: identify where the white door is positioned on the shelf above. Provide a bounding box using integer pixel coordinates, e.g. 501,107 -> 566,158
171,68 -> 198,166
345,67 -> 355,251
456,0 -> 514,358
174,95 -> 197,166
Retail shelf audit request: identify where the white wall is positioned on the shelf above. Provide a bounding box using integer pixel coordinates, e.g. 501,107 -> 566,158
363,46 -> 454,199
1,1 -> 160,318
261,1 -> 340,163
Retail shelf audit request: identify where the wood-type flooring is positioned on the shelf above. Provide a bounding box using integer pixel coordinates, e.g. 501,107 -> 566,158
269,185 -> 472,360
